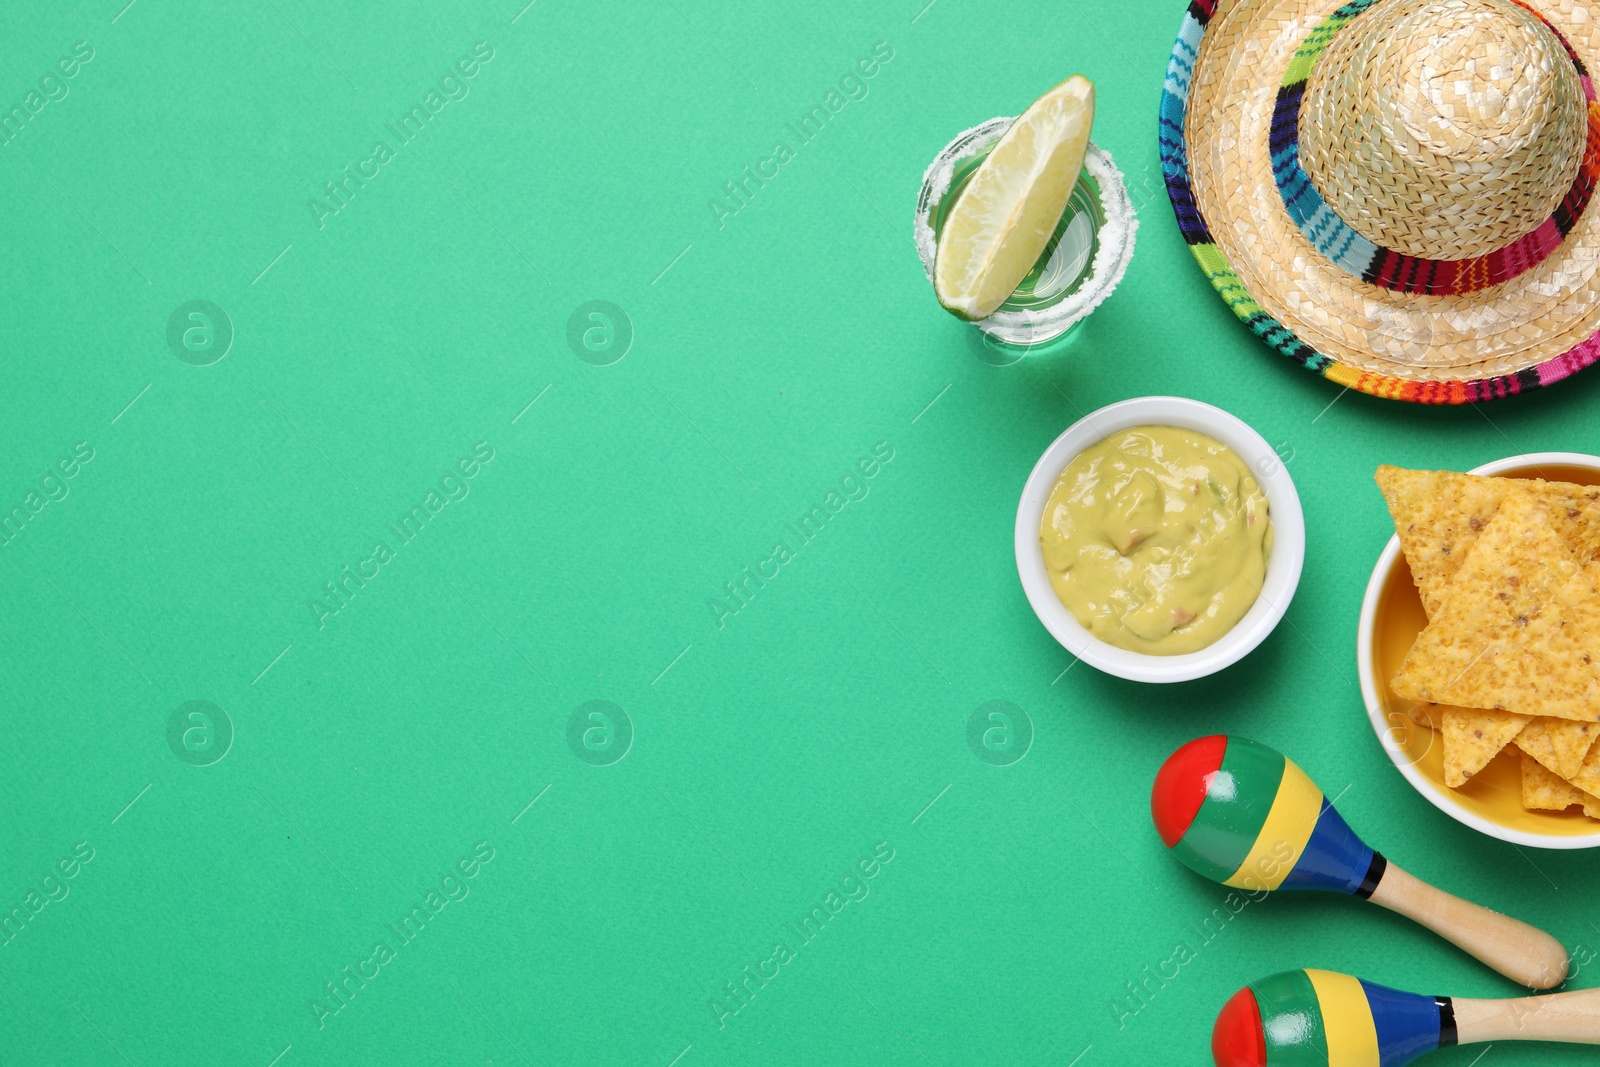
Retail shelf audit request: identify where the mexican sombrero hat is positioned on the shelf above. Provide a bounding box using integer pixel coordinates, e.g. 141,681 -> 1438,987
1162,0 -> 1600,403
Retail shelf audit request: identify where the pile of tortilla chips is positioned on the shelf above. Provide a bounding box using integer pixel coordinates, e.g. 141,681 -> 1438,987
1377,466 -> 1600,819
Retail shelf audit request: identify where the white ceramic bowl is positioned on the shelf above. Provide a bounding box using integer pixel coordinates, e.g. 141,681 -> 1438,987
1015,396 -> 1306,683
1358,452 -> 1600,849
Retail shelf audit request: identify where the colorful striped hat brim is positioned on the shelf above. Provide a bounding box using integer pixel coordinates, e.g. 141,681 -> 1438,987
1160,0 -> 1600,404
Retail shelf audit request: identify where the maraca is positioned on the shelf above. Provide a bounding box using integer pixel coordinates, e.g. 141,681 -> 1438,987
1153,735 -> 1567,988
1213,968 -> 1600,1066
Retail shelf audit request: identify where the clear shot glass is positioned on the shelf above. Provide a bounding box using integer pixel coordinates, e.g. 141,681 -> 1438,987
914,116 -> 1138,354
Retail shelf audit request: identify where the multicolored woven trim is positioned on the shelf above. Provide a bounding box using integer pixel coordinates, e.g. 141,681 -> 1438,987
1270,0 -> 1600,296
1160,0 -> 1600,403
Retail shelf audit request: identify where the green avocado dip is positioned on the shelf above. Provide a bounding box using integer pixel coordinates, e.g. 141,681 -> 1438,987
1039,426 -> 1273,655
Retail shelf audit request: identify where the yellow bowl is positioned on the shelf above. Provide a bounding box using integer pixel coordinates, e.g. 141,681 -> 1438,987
1358,453 -> 1600,848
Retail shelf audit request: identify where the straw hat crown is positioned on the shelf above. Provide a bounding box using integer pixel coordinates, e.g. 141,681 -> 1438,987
1299,0 -> 1587,261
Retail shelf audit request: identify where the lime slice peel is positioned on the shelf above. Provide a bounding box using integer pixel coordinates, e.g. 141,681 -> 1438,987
933,75 -> 1097,321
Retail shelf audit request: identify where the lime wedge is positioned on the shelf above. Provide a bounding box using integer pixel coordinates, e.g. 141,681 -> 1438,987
934,75 -> 1096,321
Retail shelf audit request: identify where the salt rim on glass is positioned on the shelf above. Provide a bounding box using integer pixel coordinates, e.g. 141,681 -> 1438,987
914,116 -> 1139,346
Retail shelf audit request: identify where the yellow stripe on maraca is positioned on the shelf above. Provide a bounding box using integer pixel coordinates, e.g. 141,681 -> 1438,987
1304,969 -> 1380,1067
1223,759 -> 1323,891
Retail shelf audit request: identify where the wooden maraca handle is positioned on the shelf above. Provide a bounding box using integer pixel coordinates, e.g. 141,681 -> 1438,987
1456,987 -> 1600,1044
1366,861 -> 1569,990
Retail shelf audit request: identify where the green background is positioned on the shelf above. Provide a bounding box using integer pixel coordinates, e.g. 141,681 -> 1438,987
2,0 -> 1598,1064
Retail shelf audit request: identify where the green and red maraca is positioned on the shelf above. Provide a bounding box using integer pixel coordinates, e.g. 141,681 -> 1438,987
1153,735 -> 1568,989
1213,968 -> 1600,1066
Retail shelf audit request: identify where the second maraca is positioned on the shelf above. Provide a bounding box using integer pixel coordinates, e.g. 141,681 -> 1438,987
1152,735 -> 1568,989
1213,968 -> 1600,1065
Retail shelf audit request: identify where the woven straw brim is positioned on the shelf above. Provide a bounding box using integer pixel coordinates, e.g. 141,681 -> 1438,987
1170,0 -> 1600,396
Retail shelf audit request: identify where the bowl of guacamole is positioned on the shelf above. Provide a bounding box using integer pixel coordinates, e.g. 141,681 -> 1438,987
1015,396 -> 1304,683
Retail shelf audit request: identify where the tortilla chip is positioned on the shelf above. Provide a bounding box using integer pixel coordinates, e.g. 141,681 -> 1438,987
1375,466 -> 1600,617
1520,750 -> 1596,812
1403,701 -> 1445,731
1391,493 -> 1587,715
1502,561 -> 1600,722
1514,716 -> 1599,780
1562,710 -> 1600,796
1377,466 -> 1515,617
1444,707 -> 1529,787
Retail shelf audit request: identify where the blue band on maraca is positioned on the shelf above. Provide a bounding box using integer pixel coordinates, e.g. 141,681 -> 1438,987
1276,798 -> 1377,895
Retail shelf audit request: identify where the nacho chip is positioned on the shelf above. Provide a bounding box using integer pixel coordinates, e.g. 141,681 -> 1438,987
1375,466 -> 1600,617
1403,701 -> 1445,731
1520,750 -> 1596,812
1514,716 -> 1598,780
1443,707 -> 1529,787
1391,493 -> 1587,715
1377,467 -> 1514,617
1562,706 -> 1600,798
1505,561 -> 1600,722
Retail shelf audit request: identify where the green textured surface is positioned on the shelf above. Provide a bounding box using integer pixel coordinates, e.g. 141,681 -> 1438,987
3,1 -> 1600,1065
